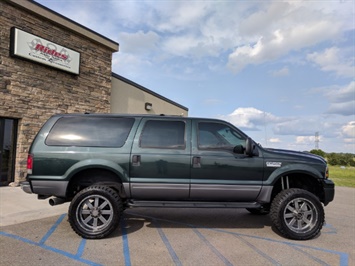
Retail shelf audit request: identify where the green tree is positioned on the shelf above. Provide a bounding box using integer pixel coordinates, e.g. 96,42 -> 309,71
310,149 -> 326,158
327,153 -> 339,166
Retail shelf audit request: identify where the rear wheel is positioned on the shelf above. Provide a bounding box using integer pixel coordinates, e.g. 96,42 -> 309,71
270,188 -> 324,240
68,185 -> 123,239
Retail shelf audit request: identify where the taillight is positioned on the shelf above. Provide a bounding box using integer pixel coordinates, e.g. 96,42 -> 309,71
27,154 -> 33,174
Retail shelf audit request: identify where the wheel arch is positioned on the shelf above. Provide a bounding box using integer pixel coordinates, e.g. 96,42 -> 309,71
65,165 -> 128,199
262,164 -> 326,204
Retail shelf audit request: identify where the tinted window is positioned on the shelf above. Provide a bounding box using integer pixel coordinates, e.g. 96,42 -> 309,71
46,117 -> 134,147
198,122 -> 245,149
140,120 -> 185,149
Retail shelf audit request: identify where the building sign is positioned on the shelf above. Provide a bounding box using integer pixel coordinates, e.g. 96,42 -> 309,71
10,28 -> 80,75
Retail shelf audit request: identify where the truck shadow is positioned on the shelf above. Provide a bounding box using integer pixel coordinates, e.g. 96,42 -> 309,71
110,208 -> 273,238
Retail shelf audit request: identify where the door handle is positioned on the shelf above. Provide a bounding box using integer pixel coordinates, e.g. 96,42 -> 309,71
192,156 -> 201,168
132,155 -> 141,166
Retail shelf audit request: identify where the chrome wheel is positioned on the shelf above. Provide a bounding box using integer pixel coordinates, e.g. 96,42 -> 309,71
270,188 -> 325,240
69,185 -> 123,239
76,195 -> 114,232
283,197 -> 318,234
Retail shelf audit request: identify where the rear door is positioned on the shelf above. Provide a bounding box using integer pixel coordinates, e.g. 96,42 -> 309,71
130,117 -> 191,199
190,120 -> 263,201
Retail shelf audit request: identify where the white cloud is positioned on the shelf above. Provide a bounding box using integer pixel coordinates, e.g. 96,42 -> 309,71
226,0 -> 347,73
296,136 -> 316,145
112,53 -> 152,78
325,81 -> 355,103
269,138 -> 281,143
327,102 -> 354,116
153,3 -> 210,33
342,121 -> 355,138
274,118 -> 321,136
270,66 -> 289,77
118,31 -> 160,54
307,47 -> 354,77
220,107 -> 284,130
325,81 -> 355,116
228,19 -> 341,73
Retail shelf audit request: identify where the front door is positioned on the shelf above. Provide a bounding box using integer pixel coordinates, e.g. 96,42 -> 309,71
0,118 -> 18,186
190,120 -> 263,201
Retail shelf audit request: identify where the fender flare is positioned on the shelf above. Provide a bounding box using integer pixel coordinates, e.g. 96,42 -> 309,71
63,159 -> 129,182
257,164 -> 324,204
264,163 -> 323,186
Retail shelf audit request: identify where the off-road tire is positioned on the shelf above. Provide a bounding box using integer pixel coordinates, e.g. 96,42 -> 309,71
68,185 -> 123,239
270,188 -> 324,240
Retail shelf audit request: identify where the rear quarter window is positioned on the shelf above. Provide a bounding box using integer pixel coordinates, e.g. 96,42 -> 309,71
45,117 -> 134,147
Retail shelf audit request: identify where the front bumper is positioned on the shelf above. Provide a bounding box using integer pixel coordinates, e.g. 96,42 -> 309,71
20,181 -> 33,194
322,179 -> 335,206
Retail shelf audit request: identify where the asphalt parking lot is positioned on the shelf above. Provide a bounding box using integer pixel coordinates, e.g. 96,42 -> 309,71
0,187 -> 354,266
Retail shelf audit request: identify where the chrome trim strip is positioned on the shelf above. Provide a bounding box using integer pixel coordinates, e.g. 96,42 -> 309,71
130,183 -> 189,199
190,184 -> 261,201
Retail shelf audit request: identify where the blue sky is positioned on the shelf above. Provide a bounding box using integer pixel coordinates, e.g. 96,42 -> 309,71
35,0 -> 354,153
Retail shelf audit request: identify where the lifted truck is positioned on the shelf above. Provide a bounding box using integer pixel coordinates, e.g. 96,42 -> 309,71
21,114 -> 334,240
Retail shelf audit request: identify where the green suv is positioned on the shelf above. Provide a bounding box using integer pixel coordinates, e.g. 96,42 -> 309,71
21,114 -> 334,240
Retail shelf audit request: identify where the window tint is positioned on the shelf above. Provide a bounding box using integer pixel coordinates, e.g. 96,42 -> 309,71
198,122 -> 245,149
46,117 -> 134,147
140,120 -> 185,149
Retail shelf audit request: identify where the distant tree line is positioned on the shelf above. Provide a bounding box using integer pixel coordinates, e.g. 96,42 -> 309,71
309,149 -> 355,166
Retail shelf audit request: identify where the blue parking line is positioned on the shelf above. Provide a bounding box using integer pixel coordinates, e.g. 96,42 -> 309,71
291,245 -> 330,266
121,219 -> 131,266
39,213 -> 66,245
153,219 -> 182,266
0,231 -> 102,266
126,211 -> 349,266
193,228 -> 233,266
233,234 -> 280,265
214,228 -> 349,266
76,238 -> 87,257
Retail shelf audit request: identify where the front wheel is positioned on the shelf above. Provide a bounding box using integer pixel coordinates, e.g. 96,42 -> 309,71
68,185 -> 123,239
270,188 -> 324,240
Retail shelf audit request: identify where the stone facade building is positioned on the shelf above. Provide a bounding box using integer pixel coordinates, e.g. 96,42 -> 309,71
0,0 -> 188,186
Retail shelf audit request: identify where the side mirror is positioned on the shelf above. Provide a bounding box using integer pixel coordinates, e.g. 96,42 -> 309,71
233,145 -> 244,154
245,137 -> 254,156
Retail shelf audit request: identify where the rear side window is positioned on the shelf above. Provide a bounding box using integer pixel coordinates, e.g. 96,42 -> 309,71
140,120 -> 185,149
46,117 -> 134,147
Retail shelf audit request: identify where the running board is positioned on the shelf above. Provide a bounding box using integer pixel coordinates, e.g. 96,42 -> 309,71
126,200 -> 261,209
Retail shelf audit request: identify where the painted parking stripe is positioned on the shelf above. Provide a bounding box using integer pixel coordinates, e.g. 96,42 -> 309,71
121,218 -> 132,266
153,219 -> 182,266
39,213 -> 66,245
233,234 -> 280,265
213,228 -> 349,266
193,228 -> 233,266
76,238 -> 87,257
126,211 -> 349,266
0,231 -> 101,266
291,245 -> 330,266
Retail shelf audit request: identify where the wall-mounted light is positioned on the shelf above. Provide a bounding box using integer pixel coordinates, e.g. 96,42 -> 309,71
145,102 -> 153,111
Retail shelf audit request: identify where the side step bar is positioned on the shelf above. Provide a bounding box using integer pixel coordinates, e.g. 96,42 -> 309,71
126,200 -> 261,209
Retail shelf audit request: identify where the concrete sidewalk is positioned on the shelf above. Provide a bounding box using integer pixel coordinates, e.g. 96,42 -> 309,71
0,186 -> 69,227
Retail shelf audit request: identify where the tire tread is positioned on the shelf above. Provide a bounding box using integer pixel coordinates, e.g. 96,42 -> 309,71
270,188 -> 324,240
